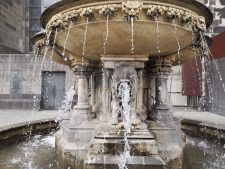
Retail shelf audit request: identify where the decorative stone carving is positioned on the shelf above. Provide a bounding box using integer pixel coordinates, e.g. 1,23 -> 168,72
98,5 -> 117,17
146,5 -> 195,25
179,11 -> 192,24
111,64 -> 139,125
192,16 -> 207,32
43,2 -> 207,39
64,10 -> 79,22
80,7 -> 95,18
146,5 -> 161,17
72,65 -> 94,76
122,1 -> 143,20
47,14 -> 67,30
36,2 -> 207,59
34,39 -> 45,54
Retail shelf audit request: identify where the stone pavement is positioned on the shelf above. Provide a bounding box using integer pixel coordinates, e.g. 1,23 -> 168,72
173,108 -> 225,130
0,109 -> 58,132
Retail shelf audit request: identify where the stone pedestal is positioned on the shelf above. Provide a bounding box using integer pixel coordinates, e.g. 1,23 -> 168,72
149,59 -> 174,125
70,65 -> 94,125
56,65 -> 98,168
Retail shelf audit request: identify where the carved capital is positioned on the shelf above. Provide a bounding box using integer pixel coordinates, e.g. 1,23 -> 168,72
148,59 -> 172,77
72,65 -> 94,76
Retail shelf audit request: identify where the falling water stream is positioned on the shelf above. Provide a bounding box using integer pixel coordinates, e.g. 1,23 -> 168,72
199,32 -> 225,93
103,15 -> 109,55
28,52 -> 37,71
118,82 -> 131,169
58,86 -> 76,121
82,17 -> 89,64
131,17 -> 134,54
51,28 -> 58,60
173,19 -> 181,64
155,16 -> 161,55
40,30 -> 52,72
62,21 -> 72,61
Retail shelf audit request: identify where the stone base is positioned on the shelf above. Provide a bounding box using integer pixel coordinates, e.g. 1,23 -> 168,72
70,105 -> 95,124
146,120 -> 184,169
150,108 -> 175,126
84,122 -> 165,168
86,155 -> 165,169
56,121 -> 184,169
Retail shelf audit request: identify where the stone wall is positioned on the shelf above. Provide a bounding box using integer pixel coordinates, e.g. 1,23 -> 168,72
0,54 -> 74,109
0,0 -> 29,53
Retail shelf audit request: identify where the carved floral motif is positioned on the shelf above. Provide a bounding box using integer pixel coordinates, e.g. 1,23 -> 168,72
98,5 -> 117,17
80,7 -> 95,17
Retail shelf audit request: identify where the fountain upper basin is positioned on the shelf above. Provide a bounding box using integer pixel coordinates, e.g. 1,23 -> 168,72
32,0 -> 213,67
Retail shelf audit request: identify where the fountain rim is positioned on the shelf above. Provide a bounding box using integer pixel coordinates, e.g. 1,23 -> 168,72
40,0 -> 213,29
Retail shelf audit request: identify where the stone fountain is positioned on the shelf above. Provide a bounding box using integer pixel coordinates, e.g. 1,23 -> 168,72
32,0 -> 212,168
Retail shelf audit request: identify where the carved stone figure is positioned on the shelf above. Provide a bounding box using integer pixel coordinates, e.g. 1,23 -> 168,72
111,64 -> 139,125
122,1 -> 143,19
193,16 -> 206,32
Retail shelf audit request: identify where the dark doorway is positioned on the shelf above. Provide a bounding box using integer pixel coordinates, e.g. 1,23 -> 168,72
41,71 -> 66,110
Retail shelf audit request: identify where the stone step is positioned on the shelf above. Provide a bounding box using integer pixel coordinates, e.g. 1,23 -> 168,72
85,155 -> 165,169
88,139 -> 159,156
95,130 -> 155,139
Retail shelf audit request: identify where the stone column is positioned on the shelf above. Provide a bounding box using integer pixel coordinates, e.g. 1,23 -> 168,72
90,74 -> 95,106
149,59 -> 173,125
136,70 -> 147,120
75,76 -> 90,109
70,65 -> 94,124
100,69 -> 110,121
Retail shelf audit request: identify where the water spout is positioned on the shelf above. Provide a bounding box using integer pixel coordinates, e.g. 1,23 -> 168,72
82,17 -> 89,64
40,30 -> 52,72
155,16 -> 161,55
62,21 -> 72,60
173,19 -> 181,64
50,28 -> 58,71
